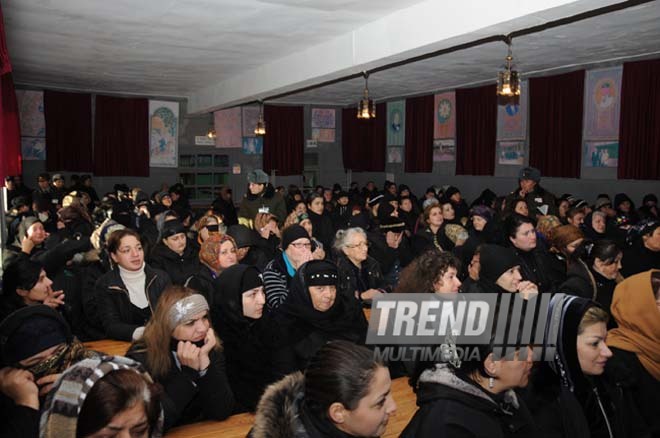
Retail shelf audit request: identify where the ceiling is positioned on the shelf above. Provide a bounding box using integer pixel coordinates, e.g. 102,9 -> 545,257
4,0 -> 660,112
276,1 -> 660,105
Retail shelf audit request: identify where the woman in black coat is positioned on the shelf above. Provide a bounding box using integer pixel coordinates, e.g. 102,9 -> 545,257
270,260 -> 368,376
413,204 -> 454,253
306,192 -> 335,251
334,227 -> 389,304
560,240 -> 622,326
214,264 -> 278,411
401,315 -> 536,438
127,286 -> 234,430
94,229 -> 171,341
522,295 -> 651,438
148,220 -> 200,285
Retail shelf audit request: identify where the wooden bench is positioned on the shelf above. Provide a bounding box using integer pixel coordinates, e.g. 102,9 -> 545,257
84,339 -> 131,356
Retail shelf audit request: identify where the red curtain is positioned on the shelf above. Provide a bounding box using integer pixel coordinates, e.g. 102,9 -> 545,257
94,95 -> 149,176
341,103 -> 386,172
529,70 -> 584,178
0,3 -> 21,181
263,105 -> 304,176
618,59 -> 660,180
405,95 -> 434,172
44,90 -> 92,172
456,84 -> 497,175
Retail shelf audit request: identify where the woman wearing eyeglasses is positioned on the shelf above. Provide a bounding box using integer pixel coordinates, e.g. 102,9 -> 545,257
262,225 -> 313,310
95,229 -> 171,341
334,227 -> 388,305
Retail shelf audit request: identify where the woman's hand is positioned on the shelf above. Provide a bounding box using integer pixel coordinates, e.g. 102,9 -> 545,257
360,289 -> 383,301
198,328 -> 217,372
21,236 -> 35,254
36,373 -> 61,397
176,341 -> 202,371
312,247 -> 326,260
0,368 -> 39,409
517,281 -> 539,299
43,290 -> 65,308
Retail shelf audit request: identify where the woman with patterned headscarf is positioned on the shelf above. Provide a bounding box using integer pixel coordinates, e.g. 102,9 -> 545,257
40,355 -> 163,438
0,306 -> 99,437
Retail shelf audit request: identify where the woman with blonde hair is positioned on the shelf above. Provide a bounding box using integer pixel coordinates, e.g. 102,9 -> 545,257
253,211 -> 281,261
127,285 -> 234,430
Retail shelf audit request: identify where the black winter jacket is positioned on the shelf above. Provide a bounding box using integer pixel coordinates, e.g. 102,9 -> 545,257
127,347 -> 235,430
335,252 -> 388,302
94,265 -> 171,341
148,241 -> 200,286
402,364 -> 536,438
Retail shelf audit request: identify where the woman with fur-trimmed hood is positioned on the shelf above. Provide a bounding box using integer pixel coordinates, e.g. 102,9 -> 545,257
250,341 -> 396,438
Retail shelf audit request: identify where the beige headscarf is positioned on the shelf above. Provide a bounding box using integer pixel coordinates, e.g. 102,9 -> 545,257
607,270 -> 660,380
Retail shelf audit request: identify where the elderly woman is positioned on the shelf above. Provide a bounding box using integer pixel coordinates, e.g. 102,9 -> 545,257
252,341 -> 396,438
40,356 -> 163,438
95,229 -> 171,341
270,260 -> 368,376
334,227 -> 388,303
606,270 -> 660,436
284,211 -> 326,260
262,225 -> 313,310
127,286 -> 234,430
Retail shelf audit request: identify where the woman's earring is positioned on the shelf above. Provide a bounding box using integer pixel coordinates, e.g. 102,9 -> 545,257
488,377 -> 495,389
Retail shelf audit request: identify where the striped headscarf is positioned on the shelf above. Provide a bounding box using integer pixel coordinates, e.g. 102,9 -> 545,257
40,355 -> 163,438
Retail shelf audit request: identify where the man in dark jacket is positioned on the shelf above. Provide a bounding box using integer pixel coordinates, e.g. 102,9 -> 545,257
238,169 -> 287,228
505,167 -> 558,218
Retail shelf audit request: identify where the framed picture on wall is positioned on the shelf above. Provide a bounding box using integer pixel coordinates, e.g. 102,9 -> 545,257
498,141 -> 525,165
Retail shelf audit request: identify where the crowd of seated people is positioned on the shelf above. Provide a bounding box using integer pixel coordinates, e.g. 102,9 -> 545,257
1,167 -> 659,437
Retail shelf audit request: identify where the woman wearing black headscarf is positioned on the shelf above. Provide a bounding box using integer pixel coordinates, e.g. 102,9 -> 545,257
522,295 -> 650,438
214,264 -> 278,412
468,244 -> 539,298
270,260 -> 368,376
